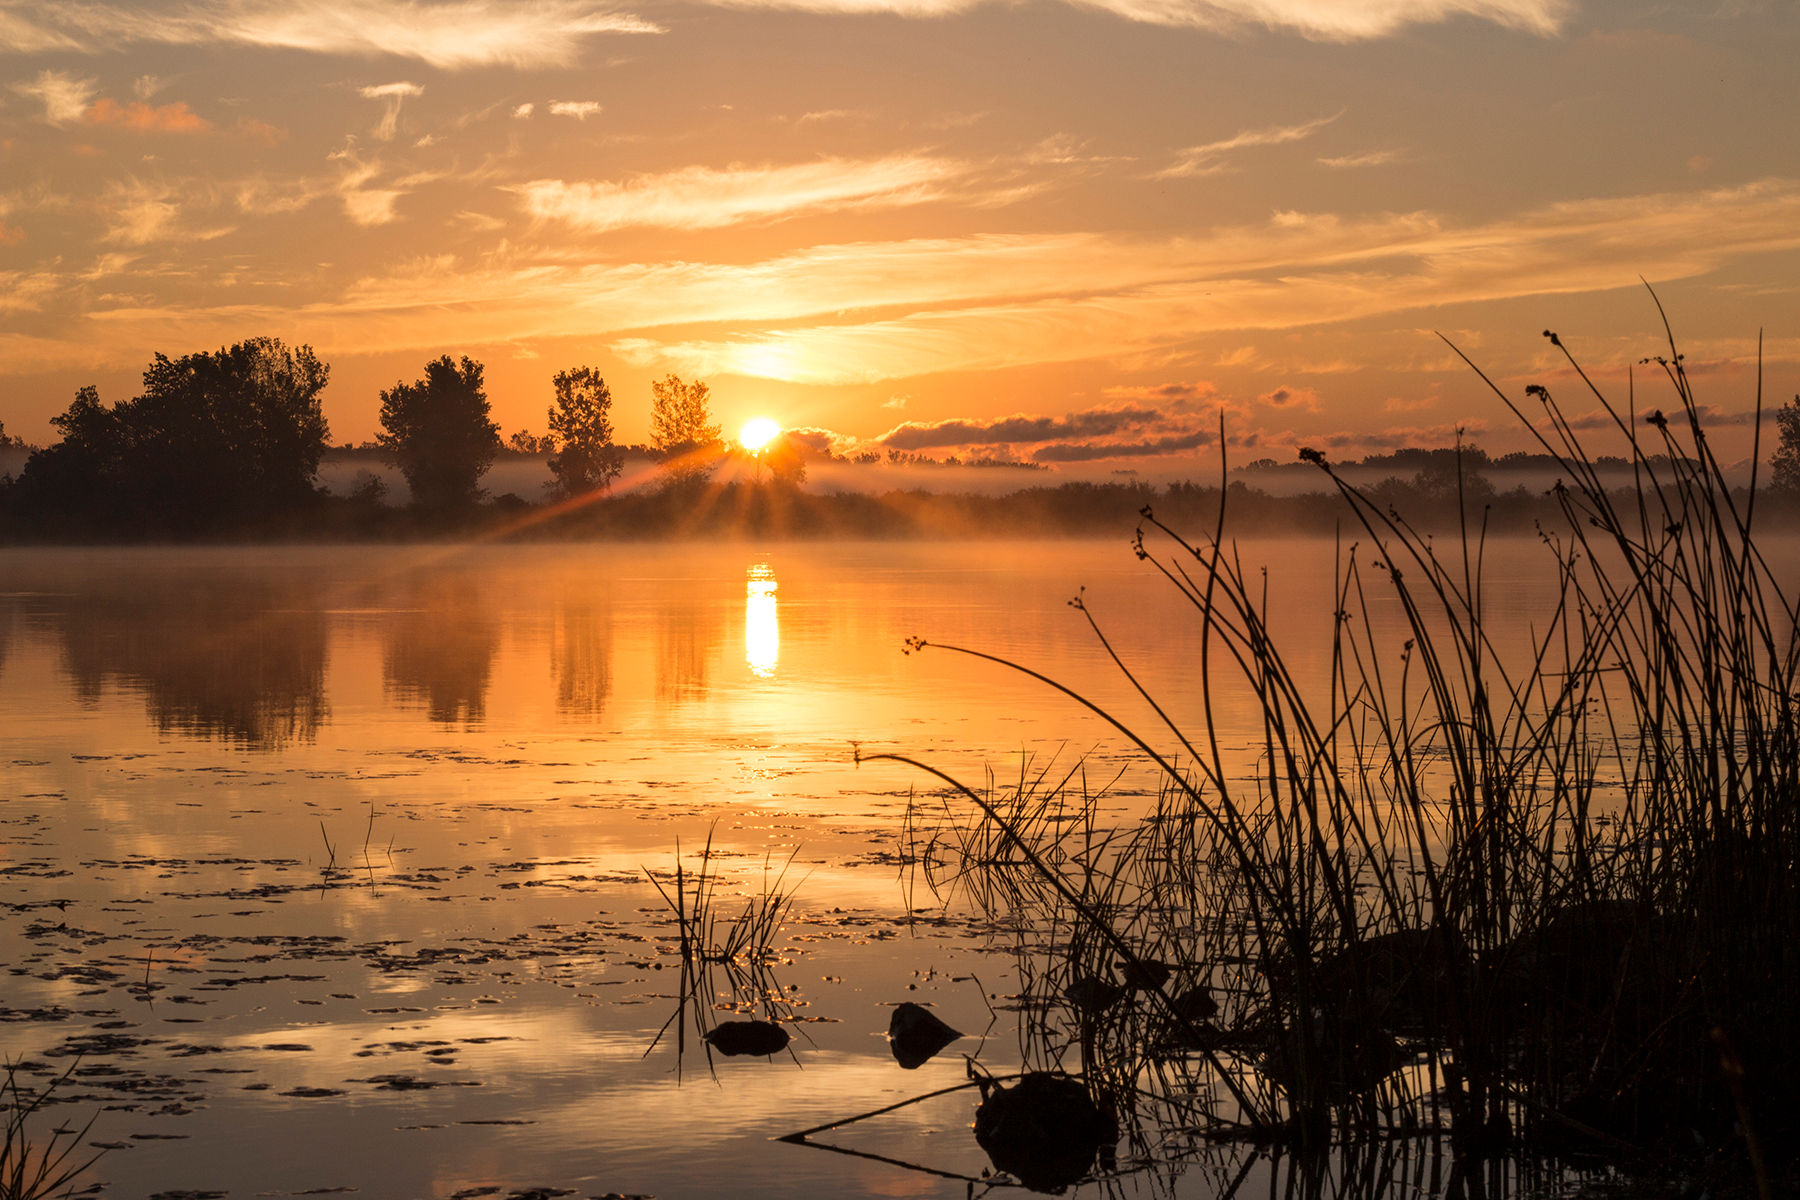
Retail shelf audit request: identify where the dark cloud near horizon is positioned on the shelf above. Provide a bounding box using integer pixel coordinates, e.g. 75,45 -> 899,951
1032,428 -> 1215,462
1551,404 -> 1776,433
783,426 -> 838,455
878,403 -> 1163,450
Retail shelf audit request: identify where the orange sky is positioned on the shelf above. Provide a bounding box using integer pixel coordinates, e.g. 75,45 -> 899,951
3,0 -> 1797,469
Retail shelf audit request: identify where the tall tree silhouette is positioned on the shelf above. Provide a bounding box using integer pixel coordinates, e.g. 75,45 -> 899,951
377,355 -> 500,510
547,366 -> 624,497
14,338 -> 329,531
649,374 -> 721,485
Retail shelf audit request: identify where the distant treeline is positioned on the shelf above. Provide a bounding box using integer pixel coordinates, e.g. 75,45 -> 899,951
3,336 -> 1798,542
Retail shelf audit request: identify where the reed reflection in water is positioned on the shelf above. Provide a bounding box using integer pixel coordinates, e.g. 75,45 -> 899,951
745,562 -> 779,679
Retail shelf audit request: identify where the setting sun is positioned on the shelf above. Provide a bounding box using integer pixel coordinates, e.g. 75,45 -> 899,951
739,416 -> 781,452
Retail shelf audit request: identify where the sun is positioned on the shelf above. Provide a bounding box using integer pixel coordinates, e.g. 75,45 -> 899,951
739,416 -> 781,452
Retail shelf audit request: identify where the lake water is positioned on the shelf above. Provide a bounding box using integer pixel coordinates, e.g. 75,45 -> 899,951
0,536 -> 1656,1198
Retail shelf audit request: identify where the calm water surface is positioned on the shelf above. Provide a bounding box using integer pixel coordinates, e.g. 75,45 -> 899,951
0,538 -> 1587,1198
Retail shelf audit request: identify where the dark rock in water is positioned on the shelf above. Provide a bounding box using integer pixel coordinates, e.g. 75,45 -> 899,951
1308,927 -> 1466,1035
888,1001 -> 962,1069
1062,975 -> 1123,1014
1261,1012 -> 1406,1099
1171,983 -> 1218,1022
704,1019 -> 790,1057
974,1073 -> 1117,1193
1118,957 -> 1172,991
1490,899 -> 1646,1023
1157,983 -> 1221,1048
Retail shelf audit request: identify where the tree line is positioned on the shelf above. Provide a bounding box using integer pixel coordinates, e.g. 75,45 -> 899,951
0,337 -> 792,536
3,334 -> 1799,540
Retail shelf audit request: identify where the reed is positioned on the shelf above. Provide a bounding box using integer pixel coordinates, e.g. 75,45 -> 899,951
642,826 -> 808,1071
644,825 -> 804,969
1,1061 -> 102,1200
887,304 -> 1799,1182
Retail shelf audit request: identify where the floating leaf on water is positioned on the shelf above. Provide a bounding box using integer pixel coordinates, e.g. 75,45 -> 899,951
704,1019 -> 790,1057
887,1001 -> 962,1069
973,1072 -> 1117,1194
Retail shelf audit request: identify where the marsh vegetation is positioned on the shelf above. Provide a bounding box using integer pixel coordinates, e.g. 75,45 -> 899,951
880,323 -> 1799,1193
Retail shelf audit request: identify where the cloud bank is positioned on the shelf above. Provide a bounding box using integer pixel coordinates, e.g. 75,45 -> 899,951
0,0 -> 661,69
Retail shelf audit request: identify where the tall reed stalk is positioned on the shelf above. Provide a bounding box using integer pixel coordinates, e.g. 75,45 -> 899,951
2,1061 -> 102,1200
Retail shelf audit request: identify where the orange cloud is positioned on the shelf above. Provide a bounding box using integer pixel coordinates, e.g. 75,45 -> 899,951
517,155 -> 967,232
85,98 -> 211,132
235,116 -> 287,144
0,222 -> 25,246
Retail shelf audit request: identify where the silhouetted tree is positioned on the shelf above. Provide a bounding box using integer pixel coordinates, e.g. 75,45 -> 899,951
507,430 -> 554,454
12,387 -> 121,523
1773,395 -> 1800,495
13,338 -> 329,531
761,431 -> 808,486
547,367 -> 624,497
377,356 -> 500,510
649,374 -> 721,485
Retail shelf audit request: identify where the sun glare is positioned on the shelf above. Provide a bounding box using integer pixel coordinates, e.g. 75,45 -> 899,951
739,416 -> 781,452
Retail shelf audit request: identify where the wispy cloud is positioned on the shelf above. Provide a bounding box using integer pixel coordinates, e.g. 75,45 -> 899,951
612,179 -> 1800,384
0,270 -> 62,312
328,153 -> 419,225
697,0 -> 1567,38
102,179 -> 182,245
1319,148 -> 1407,169
0,1 -> 662,69
1155,111 -> 1342,179
30,179 -> 1800,387
85,97 -> 211,132
549,100 -> 602,120
359,81 -> 422,141
10,69 -> 96,125
515,154 -> 967,231
100,177 -> 234,245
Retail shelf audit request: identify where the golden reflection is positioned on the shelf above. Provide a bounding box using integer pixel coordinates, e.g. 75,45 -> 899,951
554,596 -> 613,717
383,580 -> 498,728
745,562 -> 779,678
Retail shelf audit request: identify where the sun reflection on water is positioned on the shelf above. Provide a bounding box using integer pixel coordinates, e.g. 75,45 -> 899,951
745,562 -> 779,678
